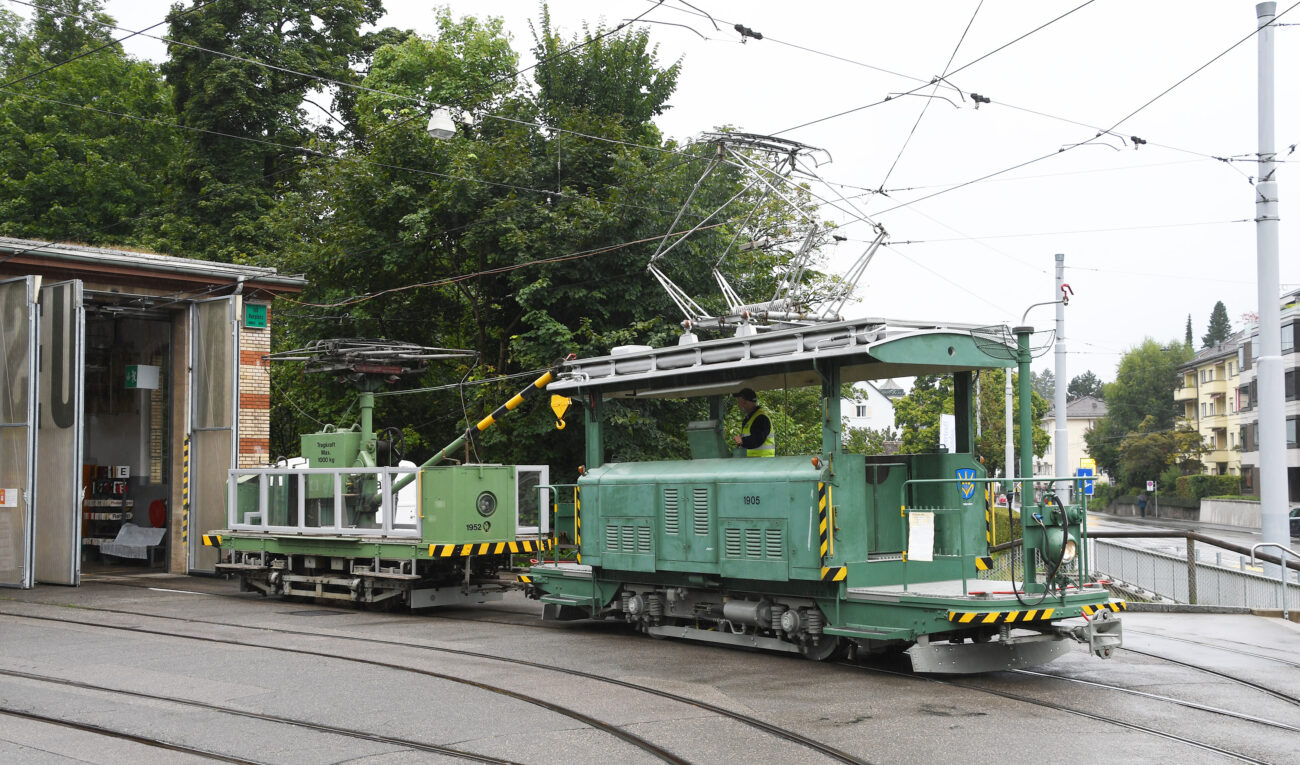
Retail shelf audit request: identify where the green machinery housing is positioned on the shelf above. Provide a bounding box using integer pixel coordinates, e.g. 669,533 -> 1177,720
522,318 -> 1123,673
204,340 -> 556,608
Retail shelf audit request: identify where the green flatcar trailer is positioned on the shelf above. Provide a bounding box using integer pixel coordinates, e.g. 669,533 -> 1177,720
204,342 -> 559,608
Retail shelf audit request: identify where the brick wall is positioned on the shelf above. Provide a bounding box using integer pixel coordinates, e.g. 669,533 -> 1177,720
237,304 -> 272,468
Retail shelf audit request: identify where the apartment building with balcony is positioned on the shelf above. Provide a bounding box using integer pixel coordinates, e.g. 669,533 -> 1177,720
1236,288 -> 1300,500
1176,332 -> 1244,477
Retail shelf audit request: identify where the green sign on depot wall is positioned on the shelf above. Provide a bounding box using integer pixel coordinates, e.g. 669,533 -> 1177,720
244,303 -> 267,329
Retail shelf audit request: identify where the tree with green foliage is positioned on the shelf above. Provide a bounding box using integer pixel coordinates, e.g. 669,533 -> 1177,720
1031,368 -> 1054,401
0,0 -> 182,245
1067,371 -> 1104,401
892,371 -> 1048,473
157,0 -> 383,262
1202,300 -> 1232,348
1083,338 -> 1193,484
1184,314 -> 1193,349
843,425 -> 897,455
892,375 -> 952,455
267,10 -> 819,476
1117,417 -> 1205,488
971,368 -> 1050,477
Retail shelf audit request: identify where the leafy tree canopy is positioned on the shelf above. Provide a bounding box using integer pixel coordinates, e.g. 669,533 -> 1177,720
158,0 -> 384,262
1067,371 -> 1104,401
1031,368 -> 1054,401
1083,338 -> 1192,483
0,0 -> 181,245
892,371 -> 1048,474
267,9 -> 821,477
1118,418 -> 1205,488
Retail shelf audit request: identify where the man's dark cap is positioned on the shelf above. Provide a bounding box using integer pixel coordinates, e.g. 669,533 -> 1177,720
735,387 -> 757,402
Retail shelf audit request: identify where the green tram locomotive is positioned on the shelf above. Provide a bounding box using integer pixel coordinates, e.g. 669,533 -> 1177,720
523,318 -> 1124,673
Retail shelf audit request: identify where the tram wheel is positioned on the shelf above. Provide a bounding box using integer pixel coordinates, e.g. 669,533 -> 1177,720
798,634 -> 846,662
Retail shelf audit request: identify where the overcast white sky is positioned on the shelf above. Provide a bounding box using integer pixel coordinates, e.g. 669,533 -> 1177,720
84,1 -> 1300,381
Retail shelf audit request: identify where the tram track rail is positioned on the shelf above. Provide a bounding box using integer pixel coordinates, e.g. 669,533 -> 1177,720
846,662 -> 1279,765
0,667 -> 523,764
1127,627 -> 1300,671
0,601 -> 868,765
1121,646 -> 1300,707
1009,668 -> 1300,733
0,706 -> 256,764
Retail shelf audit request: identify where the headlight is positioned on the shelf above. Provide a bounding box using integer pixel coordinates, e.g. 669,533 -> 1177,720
1043,527 -> 1076,565
476,491 -> 497,518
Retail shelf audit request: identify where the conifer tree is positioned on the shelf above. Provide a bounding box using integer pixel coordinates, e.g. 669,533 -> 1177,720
1202,301 -> 1232,348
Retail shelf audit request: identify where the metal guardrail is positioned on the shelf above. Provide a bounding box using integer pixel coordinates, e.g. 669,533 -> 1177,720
1090,538 -> 1300,610
986,528 -> 1300,611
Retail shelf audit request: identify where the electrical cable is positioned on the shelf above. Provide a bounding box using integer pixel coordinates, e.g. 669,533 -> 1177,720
0,0 -> 221,90
874,1 -> 1300,217
283,220 -> 732,309
875,0 -> 984,194
0,0 -> 707,269
8,0 -> 709,167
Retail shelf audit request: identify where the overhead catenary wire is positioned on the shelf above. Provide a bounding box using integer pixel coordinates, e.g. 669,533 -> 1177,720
285,220 -> 733,309
873,1 -> 1300,217
875,0 -> 984,194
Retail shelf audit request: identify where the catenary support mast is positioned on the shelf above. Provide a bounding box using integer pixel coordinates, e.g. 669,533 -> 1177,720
1254,2 -> 1287,570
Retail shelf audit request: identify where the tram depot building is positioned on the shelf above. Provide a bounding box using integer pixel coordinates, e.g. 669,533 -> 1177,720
0,237 -> 305,588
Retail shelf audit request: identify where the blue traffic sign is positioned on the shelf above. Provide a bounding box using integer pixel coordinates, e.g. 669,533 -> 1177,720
1077,467 -> 1094,496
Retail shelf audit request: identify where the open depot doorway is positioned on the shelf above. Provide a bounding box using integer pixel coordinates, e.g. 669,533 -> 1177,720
79,299 -> 174,573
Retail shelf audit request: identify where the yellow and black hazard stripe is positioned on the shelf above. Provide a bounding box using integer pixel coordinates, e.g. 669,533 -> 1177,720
516,574 -> 532,584
201,533 -> 222,547
182,435 -> 191,544
949,608 -> 1056,624
820,566 -> 846,582
817,482 -> 830,558
1082,601 -> 1127,616
975,555 -> 993,571
474,370 -> 555,433
428,538 -> 556,558
575,486 -> 582,564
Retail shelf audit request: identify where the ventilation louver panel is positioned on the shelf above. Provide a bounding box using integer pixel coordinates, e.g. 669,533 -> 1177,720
765,529 -> 783,559
693,487 -> 709,535
724,528 -> 742,558
663,488 -> 679,535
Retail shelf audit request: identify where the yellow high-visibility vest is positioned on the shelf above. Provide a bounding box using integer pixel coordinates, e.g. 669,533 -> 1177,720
742,408 -> 775,457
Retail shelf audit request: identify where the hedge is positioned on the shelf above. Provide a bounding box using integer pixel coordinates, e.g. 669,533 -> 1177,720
1174,474 -> 1241,501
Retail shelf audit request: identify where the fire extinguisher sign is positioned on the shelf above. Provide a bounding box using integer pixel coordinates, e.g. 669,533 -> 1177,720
0,488 -> 17,508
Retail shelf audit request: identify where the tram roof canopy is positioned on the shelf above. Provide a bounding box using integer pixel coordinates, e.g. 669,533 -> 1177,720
550,317 -> 1020,399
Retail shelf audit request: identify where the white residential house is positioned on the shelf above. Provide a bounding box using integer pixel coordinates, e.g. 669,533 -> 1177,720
1035,395 -> 1109,481
842,380 -> 903,433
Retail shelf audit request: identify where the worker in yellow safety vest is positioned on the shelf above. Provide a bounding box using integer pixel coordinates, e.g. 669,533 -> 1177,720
732,388 -> 775,457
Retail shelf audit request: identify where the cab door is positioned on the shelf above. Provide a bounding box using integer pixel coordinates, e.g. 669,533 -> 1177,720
34,280 -> 84,585
0,277 -> 40,588
188,296 -> 239,572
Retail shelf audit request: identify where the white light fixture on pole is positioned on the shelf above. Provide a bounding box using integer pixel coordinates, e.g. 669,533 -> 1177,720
426,107 -> 456,140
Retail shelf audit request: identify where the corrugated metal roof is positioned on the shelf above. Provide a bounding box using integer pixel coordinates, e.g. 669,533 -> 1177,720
0,236 -> 306,289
